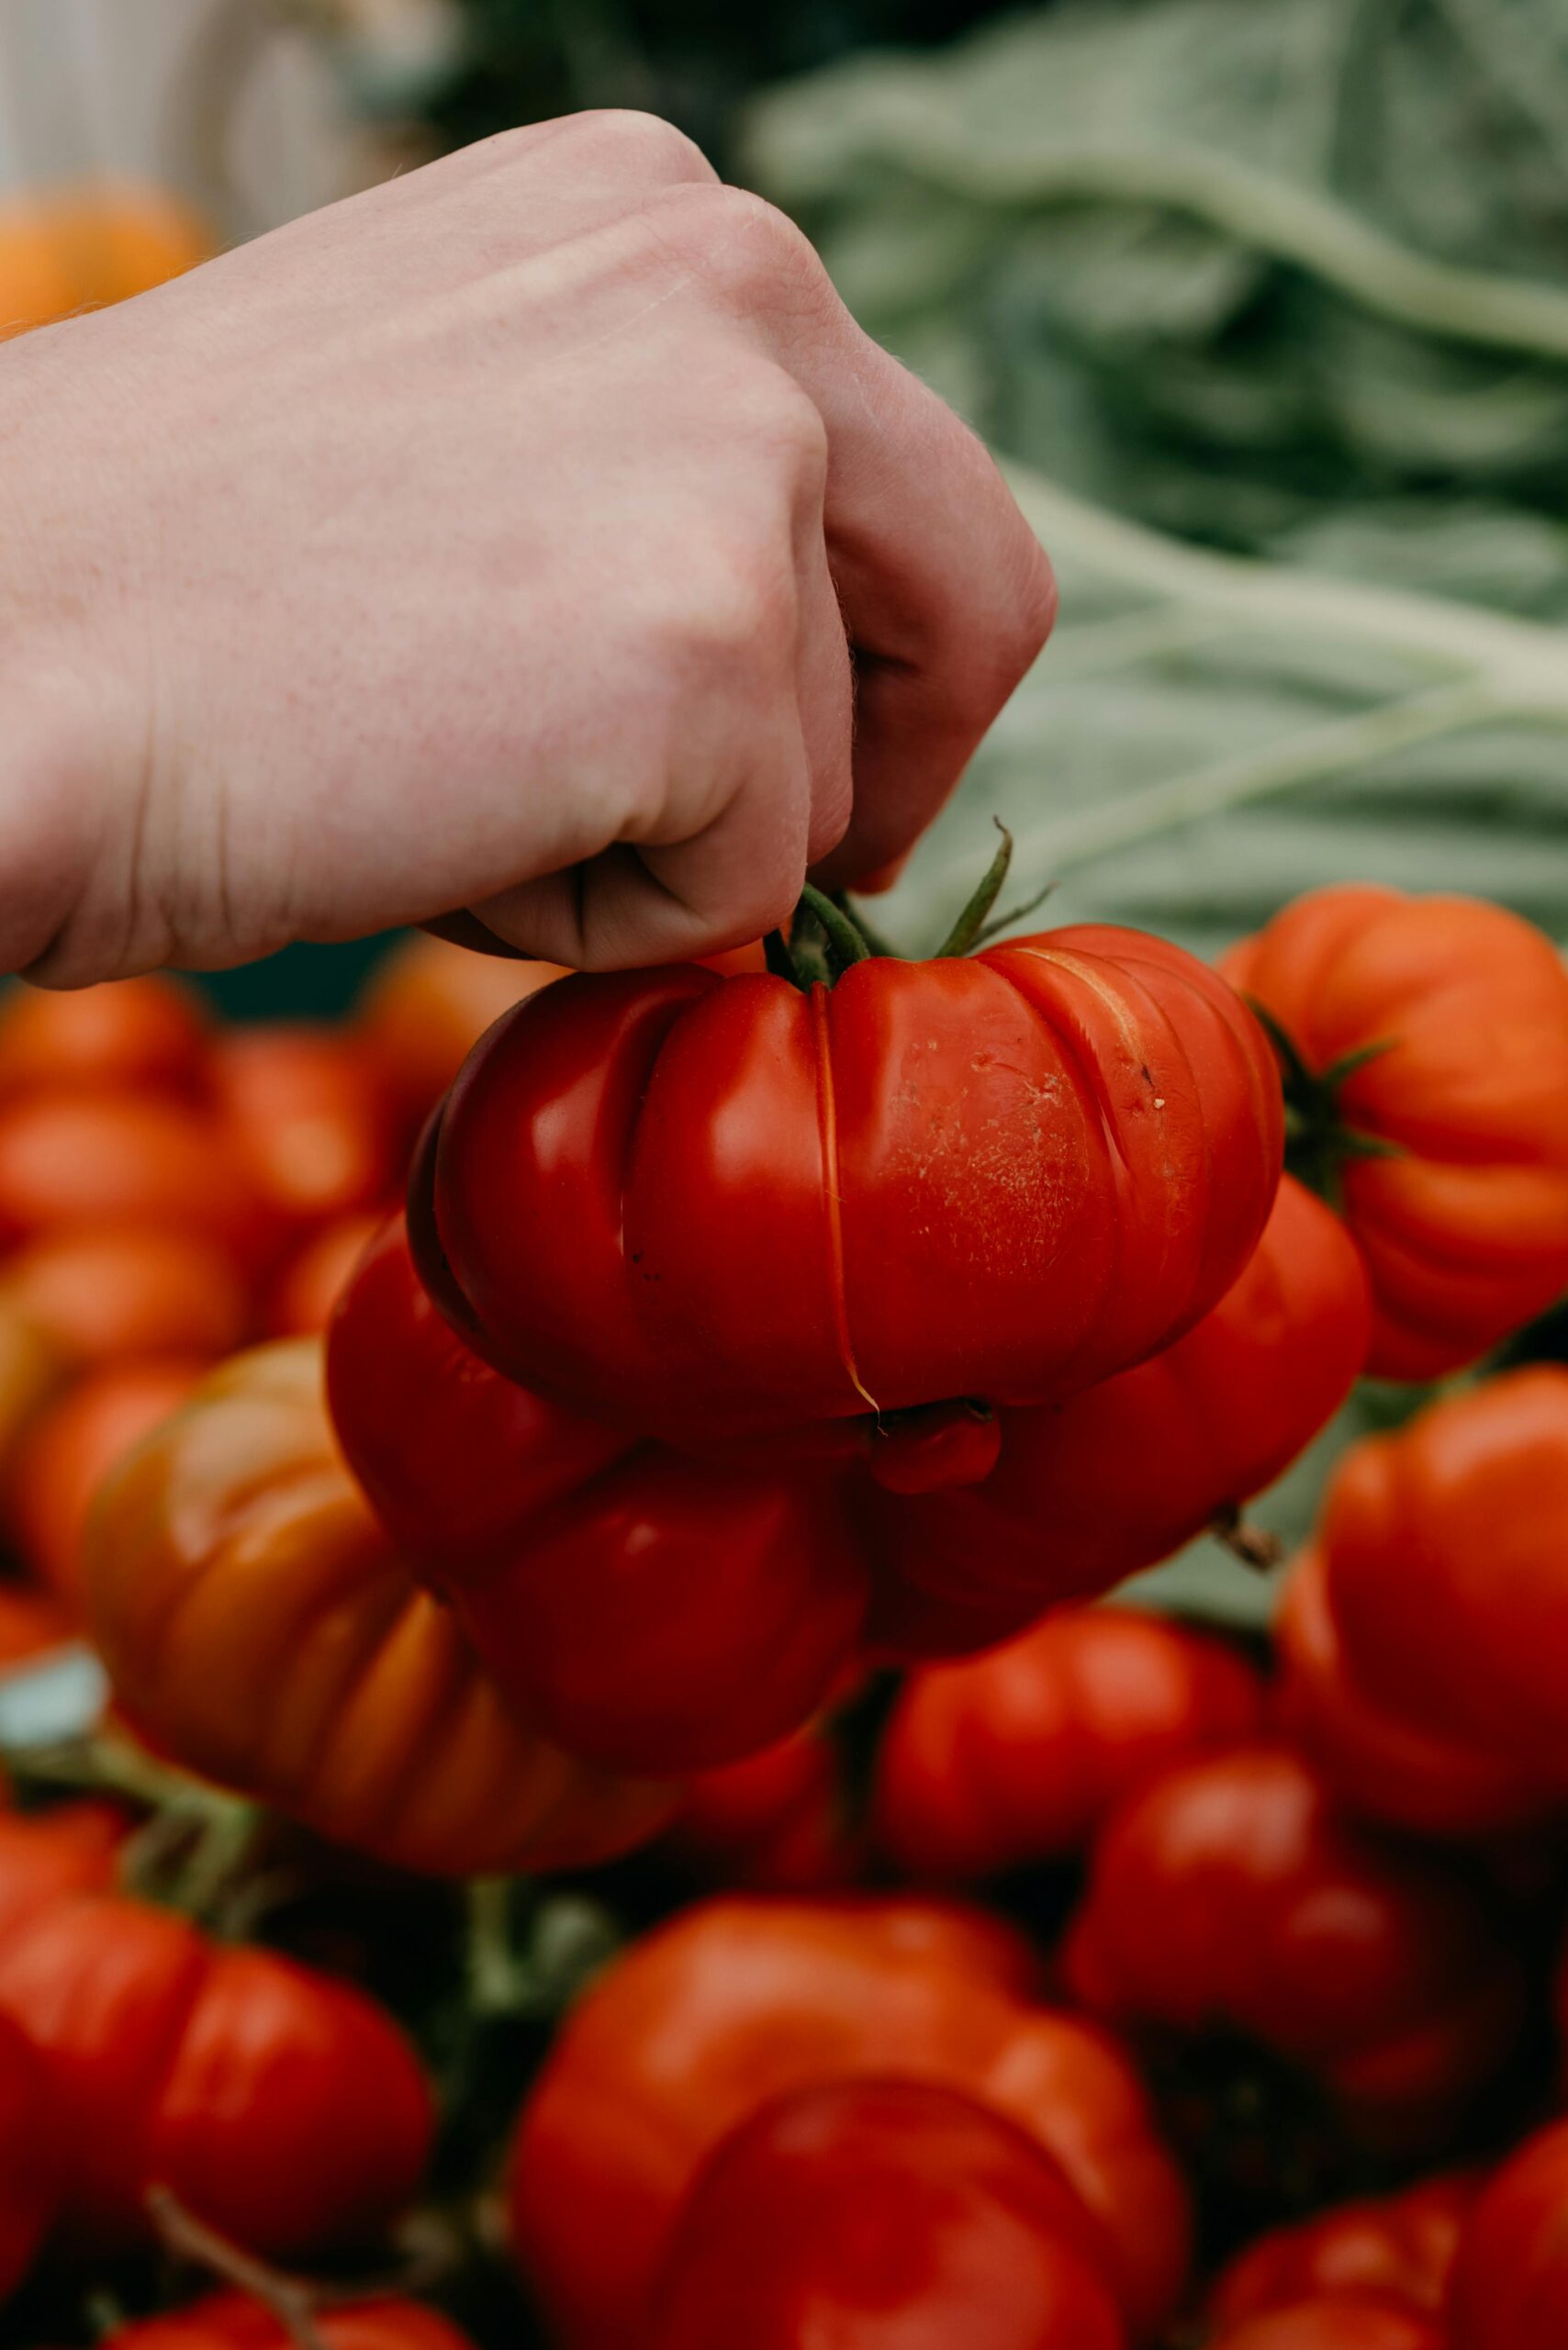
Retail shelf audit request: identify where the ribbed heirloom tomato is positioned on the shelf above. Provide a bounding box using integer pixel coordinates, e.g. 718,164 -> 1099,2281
1448,2118 -> 1568,2347
1223,884 -> 1568,1378
876,1606 -> 1265,1881
425,912 -> 1282,1441
1315,1366 -> 1568,1786
328,1216 -> 868,1774
0,1819 -> 431,2255
7,1356 -> 207,1603
1276,1543 -> 1547,1840
84,1340 -> 677,1875
860,1173 -> 1368,1631
1062,1748 -> 1520,2144
507,1895 -> 1191,2347
648,2080 -> 1127,2350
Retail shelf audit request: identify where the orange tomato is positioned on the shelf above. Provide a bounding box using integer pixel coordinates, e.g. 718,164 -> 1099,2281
355,934 -> 565,1128
3,1228 -> 248,1369
0,976 -> 209,1102
6,1357 -> 208,1605
0,184 -> 208,338
267,1211 -> 380,1337
83,1340 -> 677,1876
0,1581 -> 74,1667
0,1093 -> 263,1259
211,1027 -> 396,1233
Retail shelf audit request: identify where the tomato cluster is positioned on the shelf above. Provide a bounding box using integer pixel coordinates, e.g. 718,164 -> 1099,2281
0,877 -> 1563,2347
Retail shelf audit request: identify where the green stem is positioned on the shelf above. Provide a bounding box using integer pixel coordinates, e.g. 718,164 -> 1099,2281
831,890 -> 900,958
800,883 -> 872,973
935,822 -> 1015,957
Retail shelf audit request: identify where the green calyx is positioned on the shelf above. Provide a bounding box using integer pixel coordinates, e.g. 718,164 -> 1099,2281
765,821 -> 1055,990
1249,1002 -> 1403,1207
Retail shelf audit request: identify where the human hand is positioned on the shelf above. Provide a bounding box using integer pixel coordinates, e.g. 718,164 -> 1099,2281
0,112 -> 1054,982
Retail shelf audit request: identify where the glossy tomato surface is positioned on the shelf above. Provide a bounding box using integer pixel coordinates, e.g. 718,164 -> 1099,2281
648,2079 -> 1127,2350
1448,2118 -> 1568,2348
430,926 -> 1281,1438
861,1175 -> 1366,1614
329,1217 -> 868,1774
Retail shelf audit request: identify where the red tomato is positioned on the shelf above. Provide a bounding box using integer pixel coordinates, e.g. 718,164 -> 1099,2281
1276,1544 -> 1548,1839
266,1211 -> 380,1336
0,976 -> 209,1102
6,1356 -> 207,1604
507,1895 -> 1191,2347
1208,2171 -> 1474,2328
0,1579 -> 74,1665
1448,2118 -> 1568,2347
669,1721 -> 858,1892
84,1339 -> 676,1878
0,1886 -> 431,2253
328,1218 -> 868,1774
428,926 -> 1282,1439
107,2296 -> 476,2350
0,1804 -> 124,1941
2,1227 -> 249,1369
861,1572 -> 1047,1662
0,2009 -> 54,2300
1317,1367 -> 1568,1785
862,1173 -> 1366,1619
0,1093 -> 263,1259
1211,2305 -> 1442,2350
1222,884 -> 1568,1378
875,1606 -> 1265,1880
211,1026 -> 396,1234
648,2079 -> 1127,2350
1061,1747 -> 1519,2144
354,933 -> 565,1128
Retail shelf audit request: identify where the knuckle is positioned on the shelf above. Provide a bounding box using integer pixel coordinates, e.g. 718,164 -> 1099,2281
659,538 -> 801,692
730,366 -> 830,485
549,108 -> 716,186
661,184 -> 827,304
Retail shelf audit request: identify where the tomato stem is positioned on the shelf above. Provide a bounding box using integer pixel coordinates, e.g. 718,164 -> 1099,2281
1247,1001 -> 1404,1208
1209,1505 -> 1283,1573
800,883 -> 872,973
935,820 -> 1015,957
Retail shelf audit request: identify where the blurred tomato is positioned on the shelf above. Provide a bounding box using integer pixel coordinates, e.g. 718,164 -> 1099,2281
876,1607 -> 1265,1880
355,935 -> 564,1129
0,1581 -> 74,1666
84,1340 -> 675,1876
266,1212 -> 380,1336
1448,2118 -> 1568,2347
649,2080 -> 1127,2350
7,1357 -> 207,1604
211,1027 -> 396,1235
0,976 -> 208,1101
106,2299 -> 477,2350
0,1888 -> 431,2254
1212,2306 -> 1442,2349
508,1895 -> 1190,2346
0,1804 -> 124,1941
1276,1544 -> 1547,1840
0,1094 -> 263,1259
1062,1748 -> 1520,2146
0,2009 -> 54,2300
3,1228 -> 248,1369
669,1722 -> 858,1892
1208,2171 -> 1474,2329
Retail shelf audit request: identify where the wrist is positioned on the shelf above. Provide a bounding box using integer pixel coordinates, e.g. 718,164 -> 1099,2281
0,328 -> 140,979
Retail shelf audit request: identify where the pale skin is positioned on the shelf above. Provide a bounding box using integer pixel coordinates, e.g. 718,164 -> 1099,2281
0,111 -> 1056,986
